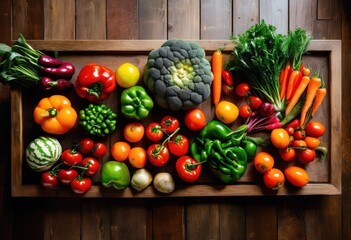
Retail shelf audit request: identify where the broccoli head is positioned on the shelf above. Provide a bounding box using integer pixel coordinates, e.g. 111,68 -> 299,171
144,39 -> 213,111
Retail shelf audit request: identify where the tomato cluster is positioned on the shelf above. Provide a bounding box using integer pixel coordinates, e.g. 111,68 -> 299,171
41,138 -> 107,194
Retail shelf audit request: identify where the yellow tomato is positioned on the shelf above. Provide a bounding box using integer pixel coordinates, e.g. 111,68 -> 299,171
215,100 -> 239,124
116,63 -> 140,88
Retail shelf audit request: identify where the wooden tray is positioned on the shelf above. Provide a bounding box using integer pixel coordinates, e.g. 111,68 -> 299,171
11,40 -> 342,197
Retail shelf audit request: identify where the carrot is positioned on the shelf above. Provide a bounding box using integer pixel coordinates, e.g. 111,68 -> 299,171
285,76 -> 310,116
311,87 -> 327,117
279,62 -> 291,100
290,71 -> 303,100
299,77 -> 322,126
286,70 -> 301,101
212,49 -> 223,106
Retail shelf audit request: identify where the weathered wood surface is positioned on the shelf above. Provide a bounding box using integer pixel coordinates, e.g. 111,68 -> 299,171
0,0 -> 348,239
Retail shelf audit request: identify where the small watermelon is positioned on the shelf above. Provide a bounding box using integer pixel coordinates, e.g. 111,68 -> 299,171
25,136 -> 62,172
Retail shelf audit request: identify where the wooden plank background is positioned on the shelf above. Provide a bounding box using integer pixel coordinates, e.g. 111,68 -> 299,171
0,0 -> 349,239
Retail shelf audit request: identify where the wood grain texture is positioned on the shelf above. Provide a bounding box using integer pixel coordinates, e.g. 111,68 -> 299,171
76,0 -> 106,39
200,0 -> 232,39
43,0 -> 75,39
168,0 -> 200,39
289,0 -> 313,35
138,0 -> 167,39
106,0 -> 139,39
12,0 -> 44,40
260,0 -> 289,34
233,0 -> 259,35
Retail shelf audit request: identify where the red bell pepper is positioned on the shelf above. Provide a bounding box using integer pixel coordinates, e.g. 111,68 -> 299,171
75,63 -> 116,102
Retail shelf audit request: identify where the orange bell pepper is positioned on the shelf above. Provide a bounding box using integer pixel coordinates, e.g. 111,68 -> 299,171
33,95 -> 77,135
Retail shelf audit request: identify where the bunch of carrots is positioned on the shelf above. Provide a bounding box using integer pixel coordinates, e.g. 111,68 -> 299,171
279,62 -> 327,127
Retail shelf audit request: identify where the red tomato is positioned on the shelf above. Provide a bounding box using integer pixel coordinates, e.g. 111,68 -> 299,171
285,127 -> 295,136
248,96 -> 262,109
168,134 -> 189,156
61,149 -> 83,166
147,144 -> 170,167
239,105 -> 252,118
145,122 -> 164,141
71,177 -> 92,194
222,83 -> 234,94
293,130 -> 306,140
78,138 -> 95,154
263,168 -> 285,190
292,140 -> 307,148
175,156 -> 202,182
57,169 -> 79,185
296,148 -> 316,164
81,157 -> 100,176
161,115 -> 179,133
270,128 -> 290,148
305,121 -> 325,138
284,166 -> 309,187
184,108 -> 206,131
278,147 -> 296,162
253,152 -> 274,173
41,171 -> 58,189
92,142 -> 107,158
235,83 -> 250,97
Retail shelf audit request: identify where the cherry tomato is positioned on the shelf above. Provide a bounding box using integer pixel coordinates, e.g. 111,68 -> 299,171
296,148 -> 316,164
293,130 -> 306,140
222,83 -> 234,94
235,83 -> 250,97
175,156 -> 202,182
81,157 -> 100,176
92,142 -> 107,158
147,144 -> 170,167
304,136 -> 321,148
263,168 -> 285,190
292,140 -> 307,148
78,138 -> 95,154
239,105 -> 252,118
285,127 -> 295,136
57,169 -> 79,185
61,149 -> 83,166
184,108 -> 207,131
278,147 -> 296,161
222,69 -> 234,86
253,152 -> 274,173
284,166 -> 309,187
248,96 -> 262,109
161,115 -> 179,133
124,122 -> 145,143
145,122 -> 164,141
41,171 -> 58,189
270,128 -> 290,148
305,121 -> 325,138
71,177 -> 92,194
168,134 -> 189,156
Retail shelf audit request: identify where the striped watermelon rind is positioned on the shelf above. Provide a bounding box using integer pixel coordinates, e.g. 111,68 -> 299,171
25,136 -> 62,172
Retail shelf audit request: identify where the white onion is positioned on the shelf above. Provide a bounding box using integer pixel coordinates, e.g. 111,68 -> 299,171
153,172 -> 175,194
131,168 -> 153,192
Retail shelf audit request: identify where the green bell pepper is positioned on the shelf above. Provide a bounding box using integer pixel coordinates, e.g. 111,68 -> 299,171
120,86 -> 154,120
101,161 -> 130,190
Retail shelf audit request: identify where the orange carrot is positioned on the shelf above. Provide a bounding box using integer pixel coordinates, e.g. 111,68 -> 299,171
299,77 -> 322,126
279,62 -> 291,100
285,76 -> 310,116
311,88 -> 327,117
290,71 -> 303,100
286,70 -> 301,101
212,49 -> 222,106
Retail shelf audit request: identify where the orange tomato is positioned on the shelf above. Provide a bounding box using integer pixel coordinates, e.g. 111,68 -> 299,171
253,152 -> 274,173
123,122 -> 145,143
304,136 -> 320,148
184,108 -> 207,131
284,166 -> 309,187
33,95 -> 77,135
128,147 -> 147,168
111,141 -> 131,161
215,100 -> 239,124
263,168 -> 285,190
270,128 -> 290,148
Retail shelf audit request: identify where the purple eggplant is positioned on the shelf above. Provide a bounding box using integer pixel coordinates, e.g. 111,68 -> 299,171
38,55 -> 64,67
40,77 -> 72,91
42,62 -> 75,80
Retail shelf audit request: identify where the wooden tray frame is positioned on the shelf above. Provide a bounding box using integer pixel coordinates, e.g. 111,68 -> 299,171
11,40 -> 342,198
